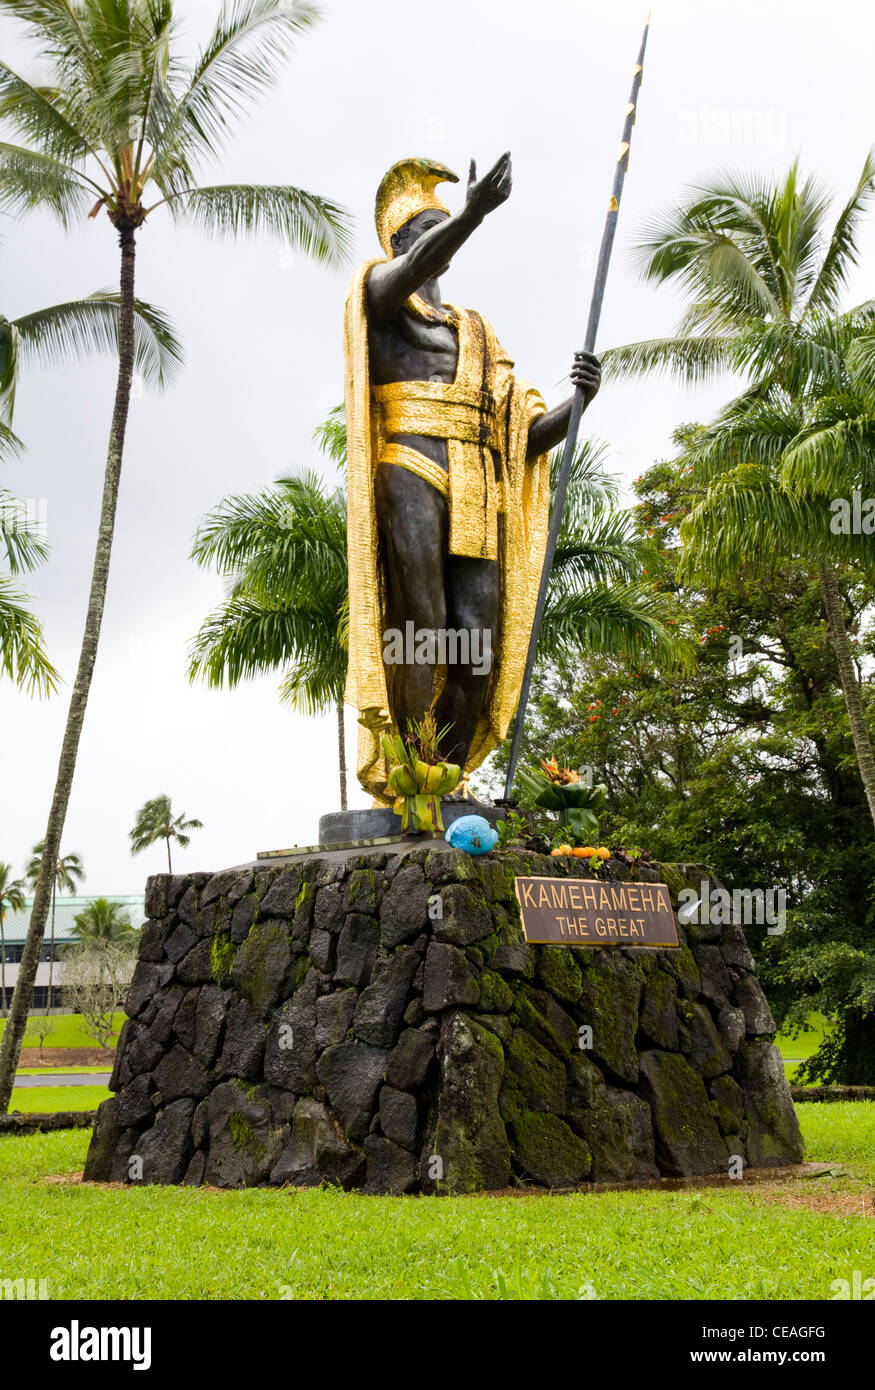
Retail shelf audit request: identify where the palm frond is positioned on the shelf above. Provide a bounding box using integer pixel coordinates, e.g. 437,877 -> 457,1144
0,139 -> 89,225
678,462 -> 874,583
0,574 -> 58,694
600,333 -> 740,386
540,581 -> 693,673
0,487 -> 49,573
551,503 -> 645,590
187,591 -> 344,698
806,148 -> 875,314
150,0 -> 321,182
13,290 -> 183,388
0,62 -> 96,165
166,182 -> 351,266
313,403 -> 347,464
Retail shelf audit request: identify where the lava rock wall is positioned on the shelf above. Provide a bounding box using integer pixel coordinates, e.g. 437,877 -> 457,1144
84,848 -> 803,1192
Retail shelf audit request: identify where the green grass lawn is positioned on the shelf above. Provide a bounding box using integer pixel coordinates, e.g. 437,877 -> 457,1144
0,1103 -> 872,1300
0,1012 -> 124,1050
775,1013 -> 832,1081
16,1065 -> 113,1076
7,1085 -> 110,1114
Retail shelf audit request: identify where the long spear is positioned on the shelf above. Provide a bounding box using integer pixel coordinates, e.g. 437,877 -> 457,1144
503,13 -> 651,801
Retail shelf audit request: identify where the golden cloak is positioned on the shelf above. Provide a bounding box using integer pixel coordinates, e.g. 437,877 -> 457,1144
344,258 -> 553,803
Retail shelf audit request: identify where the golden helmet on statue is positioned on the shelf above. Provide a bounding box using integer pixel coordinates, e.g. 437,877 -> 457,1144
374,157 -> 459,255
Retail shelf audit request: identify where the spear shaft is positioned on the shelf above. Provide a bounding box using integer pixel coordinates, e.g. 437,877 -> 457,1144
503,14 -> 651,801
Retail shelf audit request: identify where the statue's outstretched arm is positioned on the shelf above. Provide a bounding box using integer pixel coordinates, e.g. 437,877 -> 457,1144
526,352 -> 602,459
367,153 -> 512,326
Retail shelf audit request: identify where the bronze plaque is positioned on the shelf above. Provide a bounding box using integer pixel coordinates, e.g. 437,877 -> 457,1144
514,875 -> 680,948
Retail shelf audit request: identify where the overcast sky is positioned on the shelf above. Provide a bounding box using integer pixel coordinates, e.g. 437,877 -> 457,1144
1,0 -> 873,894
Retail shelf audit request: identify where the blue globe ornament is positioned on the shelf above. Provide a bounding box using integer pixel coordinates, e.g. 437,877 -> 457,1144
444,814 -> 498,855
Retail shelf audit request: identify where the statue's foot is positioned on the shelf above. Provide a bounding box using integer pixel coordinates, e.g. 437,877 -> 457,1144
443,776 -> 473,804
443,779 -> 490,807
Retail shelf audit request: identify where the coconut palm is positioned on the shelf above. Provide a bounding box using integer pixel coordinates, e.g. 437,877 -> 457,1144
0,0 -> 352,1112
0,864 -> 25,1015
189,460 -> 350,807
24,843 -> 84,1013
129,795 -> 203,873
71,897 -> 138,950
602,152 -> 875,831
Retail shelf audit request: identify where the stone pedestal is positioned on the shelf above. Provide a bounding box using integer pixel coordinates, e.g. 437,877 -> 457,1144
84,847 -> 803,1192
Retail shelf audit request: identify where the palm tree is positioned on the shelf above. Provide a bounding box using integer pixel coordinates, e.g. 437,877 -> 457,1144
0,0 -> 351,1113
539,440 -> 690,669
189,453 -> 350,807
130,795 -> 203,873
71,897 -> 138,950
602,152 -> 875,831
25,843 -> 84,1014
0,864 -> 25,1016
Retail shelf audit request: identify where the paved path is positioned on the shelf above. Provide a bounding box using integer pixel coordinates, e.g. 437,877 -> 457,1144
14,1072 -> 111,1087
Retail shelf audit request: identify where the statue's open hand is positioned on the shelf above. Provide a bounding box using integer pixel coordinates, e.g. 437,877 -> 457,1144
466,152 -> 512,219
571,350 -> 601,404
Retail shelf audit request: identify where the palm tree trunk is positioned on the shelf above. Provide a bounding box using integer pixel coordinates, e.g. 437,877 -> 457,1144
0,227 -> 138,1114
166,837 -> 172,875
819,564 -> 875,833
337,699 -> 348,812
45,881 -> 56,1016
0,911 -> 6,1018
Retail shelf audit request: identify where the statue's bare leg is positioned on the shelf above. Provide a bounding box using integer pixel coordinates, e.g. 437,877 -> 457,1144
434,552 -> 500,771
375,462 -> 447,736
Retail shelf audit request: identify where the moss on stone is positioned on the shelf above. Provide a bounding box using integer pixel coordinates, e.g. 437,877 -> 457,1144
516,988 -> 578,1058
232,1078 -> 258,1101
292,881 -> 317,936
535,947 -> 583,1004
659,863 -> 688,900
477,969 -> 514,1013
664,941 -> 701,998
503,1030 -> 566,1112
345,868 -> 377,914
228,1113 -> 255,1151
478,931 -> 500,963
231,920 -> 292,1017
577,957 -> 645,1081
210,932 -> 236,986
424,847 -> 482,885
292,953 -> 311,992
509,1110 -> 592,1186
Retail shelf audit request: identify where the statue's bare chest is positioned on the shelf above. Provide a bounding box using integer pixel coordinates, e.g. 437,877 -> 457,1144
369,308 -> 459,385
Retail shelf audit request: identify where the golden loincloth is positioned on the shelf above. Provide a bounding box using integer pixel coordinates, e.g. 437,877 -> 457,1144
380,439 -> 507,519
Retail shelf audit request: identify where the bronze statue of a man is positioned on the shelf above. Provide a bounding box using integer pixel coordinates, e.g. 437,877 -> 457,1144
344,153 -> 600,804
